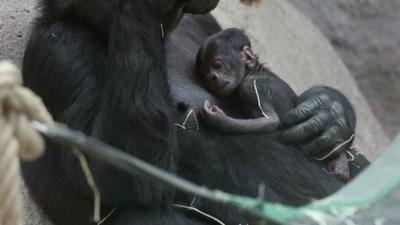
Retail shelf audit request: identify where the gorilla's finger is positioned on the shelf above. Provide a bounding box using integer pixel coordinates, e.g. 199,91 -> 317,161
282,110 -> 335,143
314,136 -> 354,161
312,120 -> 354,160
302,126 -> 341,157
183,0 -> 219,14
282,94 -> 330,126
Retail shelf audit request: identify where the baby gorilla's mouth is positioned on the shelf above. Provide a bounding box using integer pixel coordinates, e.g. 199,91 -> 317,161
215,80 -> 229,89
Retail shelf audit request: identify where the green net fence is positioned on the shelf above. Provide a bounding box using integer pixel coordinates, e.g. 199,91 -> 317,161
220,135 -> 400,224
34,123 -> 400,225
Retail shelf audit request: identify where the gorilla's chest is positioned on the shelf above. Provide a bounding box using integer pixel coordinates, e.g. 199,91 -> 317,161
165,14 -> 245,128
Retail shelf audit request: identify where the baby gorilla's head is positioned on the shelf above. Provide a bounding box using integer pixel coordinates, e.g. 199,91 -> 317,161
196,28 -> 258,98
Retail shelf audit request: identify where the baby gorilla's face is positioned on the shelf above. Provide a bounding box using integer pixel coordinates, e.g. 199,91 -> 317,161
198,53 -> 246,98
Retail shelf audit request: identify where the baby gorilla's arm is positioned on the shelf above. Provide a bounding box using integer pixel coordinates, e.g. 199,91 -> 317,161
201,101 -> 280,133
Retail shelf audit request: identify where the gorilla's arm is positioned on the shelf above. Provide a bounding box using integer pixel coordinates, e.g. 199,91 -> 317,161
24,0 -> 221,208
282,86 -> 357,159
200,100 -> 281,133
23,2 -> 177,209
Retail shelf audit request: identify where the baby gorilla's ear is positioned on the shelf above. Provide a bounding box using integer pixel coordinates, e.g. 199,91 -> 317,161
242,46 -> 258,68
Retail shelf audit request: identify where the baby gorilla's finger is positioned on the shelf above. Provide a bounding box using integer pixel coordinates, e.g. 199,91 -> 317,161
210,106 -> 219,113
211,105 -> 224,114
282,109 -> 335,144
203,100 -> 216,113
202,100 -> 220,117
201,100 -> 211,116
282,94 -> 330,126
202,100 -> 211,110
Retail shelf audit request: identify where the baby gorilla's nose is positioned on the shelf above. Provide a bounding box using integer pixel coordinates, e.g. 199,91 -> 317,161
211,73 -> 218,82
206,72 -> 222,89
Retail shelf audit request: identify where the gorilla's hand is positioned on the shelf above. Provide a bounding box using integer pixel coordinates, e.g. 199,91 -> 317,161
282,86 -> 356,160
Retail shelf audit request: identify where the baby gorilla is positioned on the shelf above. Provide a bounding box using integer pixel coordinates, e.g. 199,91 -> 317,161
196,28 -> 350,182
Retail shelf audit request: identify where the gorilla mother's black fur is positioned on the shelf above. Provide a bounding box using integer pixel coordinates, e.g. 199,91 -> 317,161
22,1 -> 357,225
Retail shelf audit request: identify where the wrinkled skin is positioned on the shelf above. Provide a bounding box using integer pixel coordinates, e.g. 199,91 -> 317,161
196,29 -> 250,98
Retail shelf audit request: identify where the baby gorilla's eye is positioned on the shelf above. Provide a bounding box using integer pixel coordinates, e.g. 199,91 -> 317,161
212,61 -> 225,70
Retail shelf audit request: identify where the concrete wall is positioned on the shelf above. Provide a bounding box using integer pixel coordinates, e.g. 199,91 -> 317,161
288,0 -> 400,139
0,0 -> 36,66
0,0 -> 390,224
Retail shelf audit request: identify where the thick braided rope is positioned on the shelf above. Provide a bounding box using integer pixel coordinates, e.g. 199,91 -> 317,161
0,61 -> 53,225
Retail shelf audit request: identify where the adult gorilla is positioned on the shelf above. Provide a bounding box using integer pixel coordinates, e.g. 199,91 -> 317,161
22,0 -> 357,225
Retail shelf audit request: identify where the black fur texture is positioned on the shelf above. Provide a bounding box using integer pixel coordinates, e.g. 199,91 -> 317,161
22,1 -> 358,225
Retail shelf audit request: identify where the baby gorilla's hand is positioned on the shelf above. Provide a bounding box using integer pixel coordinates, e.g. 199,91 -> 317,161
200,100 -> 230,128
